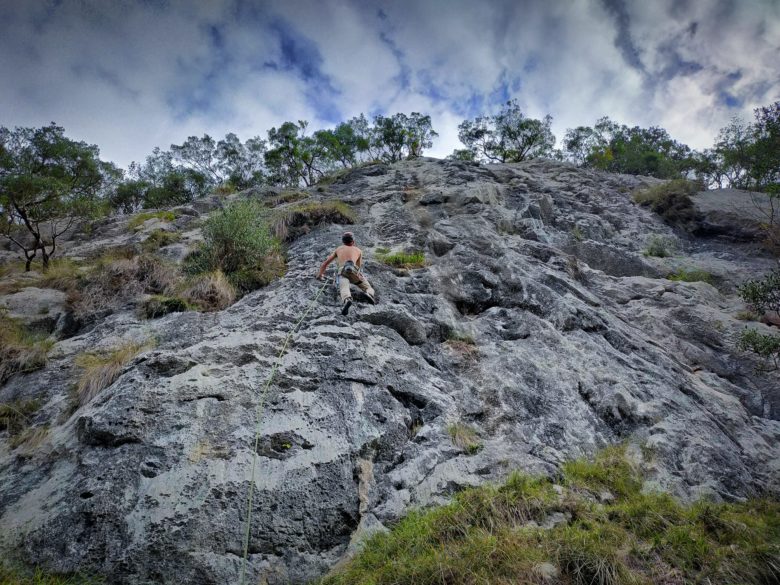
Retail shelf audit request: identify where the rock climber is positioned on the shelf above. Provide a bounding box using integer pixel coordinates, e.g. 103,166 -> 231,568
316,231 -> 376,315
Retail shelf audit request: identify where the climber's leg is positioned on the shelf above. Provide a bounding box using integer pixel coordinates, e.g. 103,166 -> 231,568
338,275 -> 352,302
355,274 -> 376,303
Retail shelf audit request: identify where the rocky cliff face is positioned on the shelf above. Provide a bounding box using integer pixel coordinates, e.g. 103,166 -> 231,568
1,158 -> 778,584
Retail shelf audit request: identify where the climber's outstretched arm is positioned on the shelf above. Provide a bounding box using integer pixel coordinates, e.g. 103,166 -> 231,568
316,252 -> 336,279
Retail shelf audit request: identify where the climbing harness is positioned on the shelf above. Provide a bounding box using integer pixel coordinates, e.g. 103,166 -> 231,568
238,275 -> 331,585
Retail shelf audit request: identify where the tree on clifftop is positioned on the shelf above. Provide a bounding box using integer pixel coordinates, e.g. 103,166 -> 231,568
0,123 -> 116,270
457,100 -> 556,163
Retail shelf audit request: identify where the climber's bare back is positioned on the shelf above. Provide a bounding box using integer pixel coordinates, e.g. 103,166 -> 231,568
332,244 -> 362,267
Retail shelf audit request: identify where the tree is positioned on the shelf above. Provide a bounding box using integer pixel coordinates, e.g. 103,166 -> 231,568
404,112 -> 438,158
751,101 -> 780,191
265,121 -> 327,187
0,124 -> 114,270
457,100 -> 555,163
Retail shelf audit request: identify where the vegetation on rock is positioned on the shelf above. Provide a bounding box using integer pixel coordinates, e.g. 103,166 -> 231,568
322,446 -> 780,585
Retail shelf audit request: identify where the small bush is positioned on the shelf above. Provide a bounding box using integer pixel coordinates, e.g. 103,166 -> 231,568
739,269 -> 780,316
185,200 -> 284,293
736,310 -> 760,321
570,225 -> 584,242
142,295 -> 192,319
667,268 -> 714,284
643,235 -> 675,258
272,200 -> 356,241
264,191 -> 309,207
633,179 -> 700,226
377,251 -> 426,269
447,422 -> 482,454
0,314 -> 54,383
128,210 -> 176,230
74,340 -> 152,407
737,328 -> 780,370
140,229 -> 181,252
0,399 -> 41,435
180,271 -> 237,312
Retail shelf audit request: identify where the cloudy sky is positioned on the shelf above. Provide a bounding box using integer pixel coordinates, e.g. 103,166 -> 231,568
1,0 -> 778,168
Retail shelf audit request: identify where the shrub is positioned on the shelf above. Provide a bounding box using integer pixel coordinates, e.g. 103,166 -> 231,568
667,268 -> 714,284
127,210 -> 176,230
643,235 -> 675,257
74,340 -> 152,407
180,271 -> 237,311
185,200 -> 284,293
321,445 -> 780,585
0,314 -> 54,383
737,328 -> 780,370
633,179 -> 700,226
377,250 -> 426,269
271,200 -> 356,242
0,399 -> 41,435
447,422 -> 482,454
264,191 -> 309,207
738,269 -> 780,316
142,295 -> 192,319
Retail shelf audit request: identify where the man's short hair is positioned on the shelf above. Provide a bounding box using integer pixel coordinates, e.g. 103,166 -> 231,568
342,232 -> 354,245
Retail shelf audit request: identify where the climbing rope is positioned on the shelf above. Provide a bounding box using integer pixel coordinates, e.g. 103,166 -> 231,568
238,275 -> 331,585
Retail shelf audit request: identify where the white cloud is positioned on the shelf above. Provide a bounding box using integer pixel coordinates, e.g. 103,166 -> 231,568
0,0 -> 777,167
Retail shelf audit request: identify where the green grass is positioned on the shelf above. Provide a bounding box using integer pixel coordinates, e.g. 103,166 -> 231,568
377,250 -> 426,269
0,565 -> 101,585
320,445 -> 780,585
127,210 -> 176,230
632,179 -> 699,227
141,295 -> 192,319
666,268 -> 714,284
643,235 -> 674,258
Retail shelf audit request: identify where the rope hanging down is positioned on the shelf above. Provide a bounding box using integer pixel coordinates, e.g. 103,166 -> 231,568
238,276 -> 331,585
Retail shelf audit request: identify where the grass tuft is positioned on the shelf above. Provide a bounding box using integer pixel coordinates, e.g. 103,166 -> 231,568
666,268 -> 714,284
272,200 -> 356,241
127,210 -> 176,230
447,422 -> 482,455
643,235 -> 675,258
0,314 -> 54,384
140,229 -> 181,252
0,399 -> 41,435
180,271 -> 237,312
141,295 -> 192,319
0,565 -> 101,585
74,340 -> 153,407
377,250 -> 426,269
321,444 -> 780,585
632,179 -> 700,227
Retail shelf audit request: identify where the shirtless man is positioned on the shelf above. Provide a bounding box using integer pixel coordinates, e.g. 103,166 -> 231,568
316,232 -> 376,315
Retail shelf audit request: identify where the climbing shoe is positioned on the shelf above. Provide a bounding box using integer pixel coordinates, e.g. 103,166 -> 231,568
341,298 -> 353,315
365,293 -> 376,305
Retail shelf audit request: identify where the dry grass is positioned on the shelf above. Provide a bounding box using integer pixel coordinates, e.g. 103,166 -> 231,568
74,340 -> 153,407
632,179 -> 700,227
140,229 -> 181,252
272,200 -> 356,241
0,565 -> 101,585
0,314 -> 54,383
264,191 -> 310,207
0,399 -> 41,435
180,271 -> 237,312
9,425 -> 49,450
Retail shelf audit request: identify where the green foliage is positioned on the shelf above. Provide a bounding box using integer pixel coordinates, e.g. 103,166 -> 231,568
570,225 -> 584,242
738,269 -> 780,316
322,446 -> 780,585
272,200 -> 356,242
376,250 -> 425,269
563,117 -> 695,178
0,314 -> 54,383
632,179 -> 700,226
457,100 -> 555,163
737,328 -> 780,370
643,235 -> 674,257
0,123 -> 116,270
184,200 -> 283,293
667,268 -> 714,284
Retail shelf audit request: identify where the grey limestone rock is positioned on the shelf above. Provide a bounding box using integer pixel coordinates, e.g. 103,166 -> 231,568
0,158 -> 778,584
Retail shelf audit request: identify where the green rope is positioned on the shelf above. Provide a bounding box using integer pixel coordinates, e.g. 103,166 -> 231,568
238,277 -> 331,585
